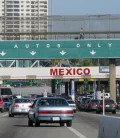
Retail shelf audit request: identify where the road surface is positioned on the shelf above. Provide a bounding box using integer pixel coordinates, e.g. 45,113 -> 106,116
0,111 -> 120,138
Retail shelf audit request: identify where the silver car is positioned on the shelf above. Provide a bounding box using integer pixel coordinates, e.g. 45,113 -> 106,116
28,97 -> 74,127
67,100 -> 77,113
9,98 -> 33,117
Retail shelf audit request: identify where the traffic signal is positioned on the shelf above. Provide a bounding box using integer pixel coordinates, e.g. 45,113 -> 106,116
29,80 -> 34,86
84,78 -> 89,85
3,80 -> 7,85
56,80 -> 59,89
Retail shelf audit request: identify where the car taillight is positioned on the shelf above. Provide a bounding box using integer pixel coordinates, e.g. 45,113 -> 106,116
38,110 -> 73,114
0,102 -> 3,105
14,104 -> 19,108
100,104 -> 103,107
90,104 -> 96,106
113,104 -> 116,108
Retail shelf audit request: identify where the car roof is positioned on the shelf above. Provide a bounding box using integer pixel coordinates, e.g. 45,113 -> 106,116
37,97 -> 66,100
14,98 -> 32,100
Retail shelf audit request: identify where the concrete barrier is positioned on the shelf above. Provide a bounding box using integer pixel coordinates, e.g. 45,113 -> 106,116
98,116 -> 120,138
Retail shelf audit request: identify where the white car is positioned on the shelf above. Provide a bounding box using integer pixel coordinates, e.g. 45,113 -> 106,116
67,100 -> 76,113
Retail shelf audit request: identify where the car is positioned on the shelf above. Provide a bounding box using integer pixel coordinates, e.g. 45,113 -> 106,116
3,97 -> 12,110
9,98 -> 33,117
96,99 -> 116,114
85,99 -> 100,111
0,96 -> 4,113
67,100 -> 77,113
28,97 -> 74,127
77,97 -> 91,111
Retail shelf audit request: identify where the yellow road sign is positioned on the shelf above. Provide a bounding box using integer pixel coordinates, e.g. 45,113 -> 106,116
54,76 -> 63,79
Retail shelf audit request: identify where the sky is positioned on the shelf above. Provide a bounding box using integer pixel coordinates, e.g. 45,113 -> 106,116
48,0 -> 120,15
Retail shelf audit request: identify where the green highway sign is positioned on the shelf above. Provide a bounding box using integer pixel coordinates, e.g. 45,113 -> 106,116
0,40 -> 120,59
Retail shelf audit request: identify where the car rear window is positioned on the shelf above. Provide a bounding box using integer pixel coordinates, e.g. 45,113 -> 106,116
38,99 -> 69,107
15,99 -> 31,103
67,100 -> 75,104
100,100 -> 114,104
3,98 -> 9,102
91,100 -> 99,103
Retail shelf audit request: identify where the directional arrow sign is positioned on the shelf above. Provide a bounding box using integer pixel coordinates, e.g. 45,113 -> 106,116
0,51 -> 6,56
60,50 -> 66,56
30,51 -> 36,56
90,50 -> 96,55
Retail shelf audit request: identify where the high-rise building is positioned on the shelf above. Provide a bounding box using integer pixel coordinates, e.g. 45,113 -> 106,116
0,0 -> 48,40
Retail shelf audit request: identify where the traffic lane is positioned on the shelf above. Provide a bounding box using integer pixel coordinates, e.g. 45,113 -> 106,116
0,114 -> 83,138
80,110 -> 120,117
71,110 -> 120,138
72,112 -> 99,138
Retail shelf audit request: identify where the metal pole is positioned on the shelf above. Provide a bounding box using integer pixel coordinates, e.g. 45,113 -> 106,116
103,89 -> 105,116
51,0 -> 53,39
20,83 -> 21,96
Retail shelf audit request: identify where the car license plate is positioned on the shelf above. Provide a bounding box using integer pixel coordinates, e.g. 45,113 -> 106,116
106,105 -> 110,107
52,117 -> 60,121
21,109 -> 26,111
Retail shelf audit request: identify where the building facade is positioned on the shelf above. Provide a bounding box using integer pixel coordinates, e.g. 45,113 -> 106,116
0,0 -> 48,40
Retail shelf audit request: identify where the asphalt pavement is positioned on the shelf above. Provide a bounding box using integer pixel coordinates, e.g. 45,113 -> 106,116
0,111 -> 120,138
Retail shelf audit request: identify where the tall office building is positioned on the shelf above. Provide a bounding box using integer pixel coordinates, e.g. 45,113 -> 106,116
0,0 -> 48,40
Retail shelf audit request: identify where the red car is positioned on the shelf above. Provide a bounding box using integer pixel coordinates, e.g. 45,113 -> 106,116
0,96 -> 4,112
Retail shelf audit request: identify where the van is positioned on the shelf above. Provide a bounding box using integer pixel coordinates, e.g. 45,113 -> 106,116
0,88 -> 12,97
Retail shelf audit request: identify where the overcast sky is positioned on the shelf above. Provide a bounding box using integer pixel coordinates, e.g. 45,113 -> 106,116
48,0 -> 120,15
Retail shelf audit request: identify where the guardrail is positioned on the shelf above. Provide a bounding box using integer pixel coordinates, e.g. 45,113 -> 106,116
0,31 -> 120,40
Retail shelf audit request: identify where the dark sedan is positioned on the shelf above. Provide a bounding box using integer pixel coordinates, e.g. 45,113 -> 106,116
96,99 -> 116,114
85,99 -> 100,111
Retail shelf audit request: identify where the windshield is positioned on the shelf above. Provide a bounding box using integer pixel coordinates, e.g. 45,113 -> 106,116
15,99 -> 31,103
38,98 -> 69,107
67,100 -> 75,104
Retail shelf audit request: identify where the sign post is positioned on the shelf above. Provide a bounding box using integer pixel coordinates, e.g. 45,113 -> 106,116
103,89 -> 105,116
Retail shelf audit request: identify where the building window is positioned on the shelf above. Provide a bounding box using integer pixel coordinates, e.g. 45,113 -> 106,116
14,9 -> 19,12
14,1 -> 19,4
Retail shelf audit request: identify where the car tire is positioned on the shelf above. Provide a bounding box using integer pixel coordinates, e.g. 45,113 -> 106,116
60,122 -> 64,127
112,110 -> 116,114
66,120 -> 72,127
28,119 -> 33,127
9,112 -> 12,117
35,119 -> 40,127
74,110 -> 76,113
1,108 -> 4,113
96,110 -> 100,114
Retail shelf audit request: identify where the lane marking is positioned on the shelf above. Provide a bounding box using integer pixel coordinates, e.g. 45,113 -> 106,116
0,113 -> 8,117
68,127 -> 87,138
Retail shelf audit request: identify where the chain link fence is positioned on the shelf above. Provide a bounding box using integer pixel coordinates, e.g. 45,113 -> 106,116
0,14 -> 120,39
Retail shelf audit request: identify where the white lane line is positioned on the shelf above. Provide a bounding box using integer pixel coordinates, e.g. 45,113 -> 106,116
68,127 -> 87,138
0,114 -> 8,117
